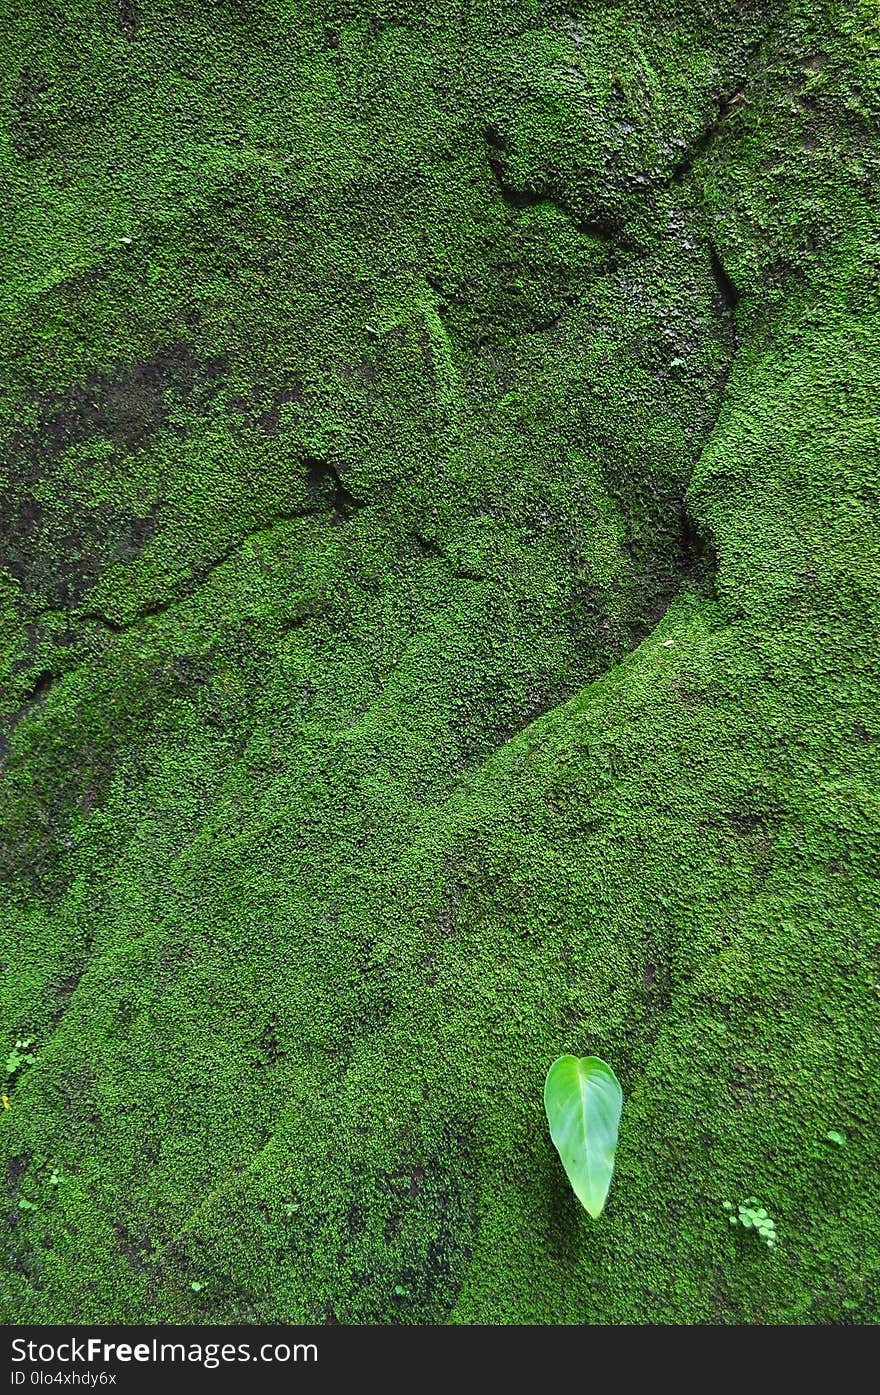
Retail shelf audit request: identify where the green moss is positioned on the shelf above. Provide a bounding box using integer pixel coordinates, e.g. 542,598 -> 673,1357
1,0 -> 878,1324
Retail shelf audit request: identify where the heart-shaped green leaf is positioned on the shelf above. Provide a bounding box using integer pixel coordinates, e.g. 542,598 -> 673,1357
544,1055 -> 623,1218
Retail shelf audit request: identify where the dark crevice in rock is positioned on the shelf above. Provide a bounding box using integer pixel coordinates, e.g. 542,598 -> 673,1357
409,532 -> 487,584
670,87 -> 747,183
22,669 -> 56,708
410,532 -> 446,559
47,964 -> 90,1034
483,126 -> 627,247
424,273 -> 471,311
6,448 -> 363,641
608,491 -> 716,659
0,670 -> 60,762
76,455 -> 364,634
117,0 -> 140,38
278,608 -> 323,637
708,243 -> 740,386
666,9 -> 785,187
532,295 -> 582,334
486,159 -> 547,213
708,243 -> 740,322
77,507 -> 327,636
11,70 -> 51,161
252,380 -> 304,433
303,457 -> 365,521
678,494 -> 717,588
617,243 -> 733,637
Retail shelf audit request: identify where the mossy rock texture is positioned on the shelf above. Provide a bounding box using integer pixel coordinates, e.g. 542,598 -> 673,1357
1,0 -> 879,1324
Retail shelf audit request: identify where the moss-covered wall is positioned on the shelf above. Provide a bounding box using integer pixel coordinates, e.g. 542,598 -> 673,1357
1,0 -> 878,1323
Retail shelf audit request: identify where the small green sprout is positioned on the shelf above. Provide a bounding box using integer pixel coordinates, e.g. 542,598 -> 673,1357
723,1197 -> 777,1249
6,1039 -> 37,1078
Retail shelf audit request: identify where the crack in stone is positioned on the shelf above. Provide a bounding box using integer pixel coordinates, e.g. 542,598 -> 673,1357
409,532 -> 488,584
665,12 -> 786,189
1,473 -> 360,757
483,125 -> 634,253
76,502 -> 341,636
